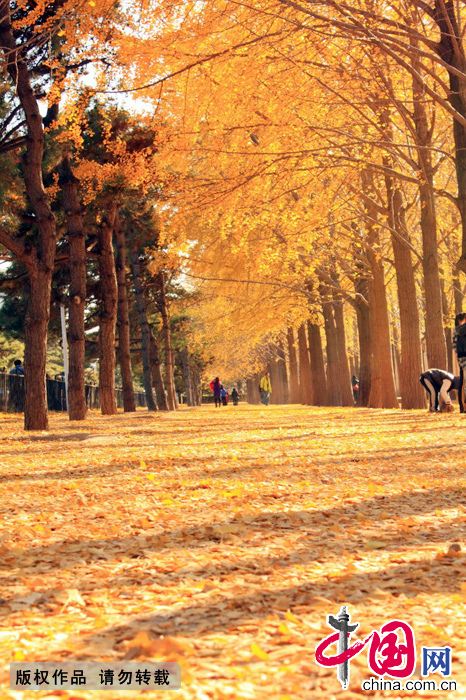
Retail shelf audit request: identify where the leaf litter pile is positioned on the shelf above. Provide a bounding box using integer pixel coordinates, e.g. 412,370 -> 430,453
1,405 -> 466,700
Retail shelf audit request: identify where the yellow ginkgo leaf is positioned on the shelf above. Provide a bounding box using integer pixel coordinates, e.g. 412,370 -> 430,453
251,643 -> 269,660
277,622 -> 291,636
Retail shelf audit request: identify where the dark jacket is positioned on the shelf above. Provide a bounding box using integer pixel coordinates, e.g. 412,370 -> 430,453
422,369 -> 460,391
453,324 -> 466,369
9,365 -> 24,376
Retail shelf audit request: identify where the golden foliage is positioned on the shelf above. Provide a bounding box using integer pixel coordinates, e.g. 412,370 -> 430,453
1,405 -> 465,697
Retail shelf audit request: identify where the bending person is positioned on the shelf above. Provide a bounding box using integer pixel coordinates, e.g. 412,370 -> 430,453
419,368 -> 460,412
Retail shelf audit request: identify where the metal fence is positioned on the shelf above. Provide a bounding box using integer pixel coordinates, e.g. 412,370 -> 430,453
0,373 -> 147,413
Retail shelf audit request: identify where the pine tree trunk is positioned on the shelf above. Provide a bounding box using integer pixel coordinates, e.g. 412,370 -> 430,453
307,320 -> 327,405
24,272 -> 51,429
158,271 -> 177,410
149,329 -> 169,410
98,206 -> 118,415
297,323 -> 312,404
129,249 -> 156,411
114,215 -> 136,412
287,327 -> 300,403
57,157 -> 87,420
385,177 -> 425,408
0,11 -> 57,429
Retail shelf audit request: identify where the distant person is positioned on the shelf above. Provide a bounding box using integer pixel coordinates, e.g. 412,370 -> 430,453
419,368 -> 460,412
8,360 -> 24,412
210,377 -> 222,407
453,312 -> 466,413
351,375 -> 359,403
231,388 -> 239,406
221,387 -> 228,406
9,360 -> 24,376
259,372 -> 272,405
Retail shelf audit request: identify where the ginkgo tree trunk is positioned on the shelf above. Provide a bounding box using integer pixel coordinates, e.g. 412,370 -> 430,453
286,327 -> 300,403
361,169 -> 399,409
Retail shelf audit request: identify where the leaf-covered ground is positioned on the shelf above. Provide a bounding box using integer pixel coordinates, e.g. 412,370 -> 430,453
1,405 -> 465,699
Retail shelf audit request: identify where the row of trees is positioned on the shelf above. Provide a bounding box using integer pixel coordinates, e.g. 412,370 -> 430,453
2,0 -> 466,423
0,90 -> 205,425
146,0 -> 466,410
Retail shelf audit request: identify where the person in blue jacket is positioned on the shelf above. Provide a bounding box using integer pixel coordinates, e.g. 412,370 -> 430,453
9,360 -> 24,376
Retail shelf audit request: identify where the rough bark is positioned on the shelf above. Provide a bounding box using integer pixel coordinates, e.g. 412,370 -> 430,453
249,372 -> 262,404
98,206 -> 118,415
352,237 -> 372,406
191,366 -> 202,405
149,329 -> 170,411
362,172 -> 398,408
114,214 -> 136,413
429,2 -> 466,274
453,268 -> 463,316
129,249 -> 156,411
23,274 -> 51,429
267,356 -> 280,405
277,342 -> 289,404
268,343 -> 288,404
410,36 -> 448,368
318,284 -> 342,406
384,176 -> 425,408
246,378 -> 256,404
0,6 -> 57,429
331,273 -> 354,406
181,347 -> 194,406
57,157 -> 87,420
307,320 -> 327,405
366,251 -> 398,408
354,299 -> 371,407
440,279 -> 454,374
157,271 -> 177,410
287,327 -> 300,403
297,323 -> 313,404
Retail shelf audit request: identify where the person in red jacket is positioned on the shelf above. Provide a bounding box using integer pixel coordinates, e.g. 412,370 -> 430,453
209,377 -> 222,407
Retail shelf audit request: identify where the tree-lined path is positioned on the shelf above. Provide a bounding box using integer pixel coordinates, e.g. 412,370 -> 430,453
1,405 -> 465,699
